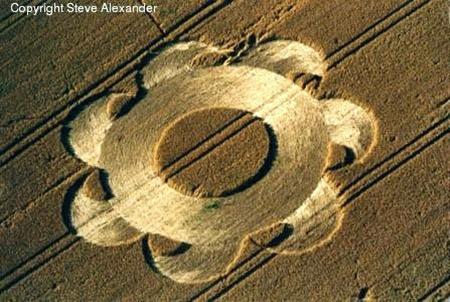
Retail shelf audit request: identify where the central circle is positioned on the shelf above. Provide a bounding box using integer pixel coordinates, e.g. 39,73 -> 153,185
153,107 -> 272,198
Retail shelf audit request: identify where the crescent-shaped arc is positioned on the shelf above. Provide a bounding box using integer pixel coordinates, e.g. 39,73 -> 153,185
66,96 -> 113,167
321,99 -> 377,160
70,189 -> 143,246
237,40 -> 327,78
261,177 -> 343,255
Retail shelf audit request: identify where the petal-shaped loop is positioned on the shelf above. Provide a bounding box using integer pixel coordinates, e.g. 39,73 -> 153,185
69,182 -> 143,246
321,99 -> 376,160
238,40 -> 327,79
146,235 -> 240,283
142,41 -> 226,89
66,95 -> 112,167
255,178 -> 342,255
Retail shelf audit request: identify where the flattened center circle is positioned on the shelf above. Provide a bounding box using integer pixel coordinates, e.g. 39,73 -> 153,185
153,107 -> 272,198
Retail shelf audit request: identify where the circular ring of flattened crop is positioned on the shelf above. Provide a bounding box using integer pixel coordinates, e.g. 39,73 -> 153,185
65,40 -> 376,283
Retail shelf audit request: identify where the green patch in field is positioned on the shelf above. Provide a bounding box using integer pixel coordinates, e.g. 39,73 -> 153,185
203,200 -> 220,211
